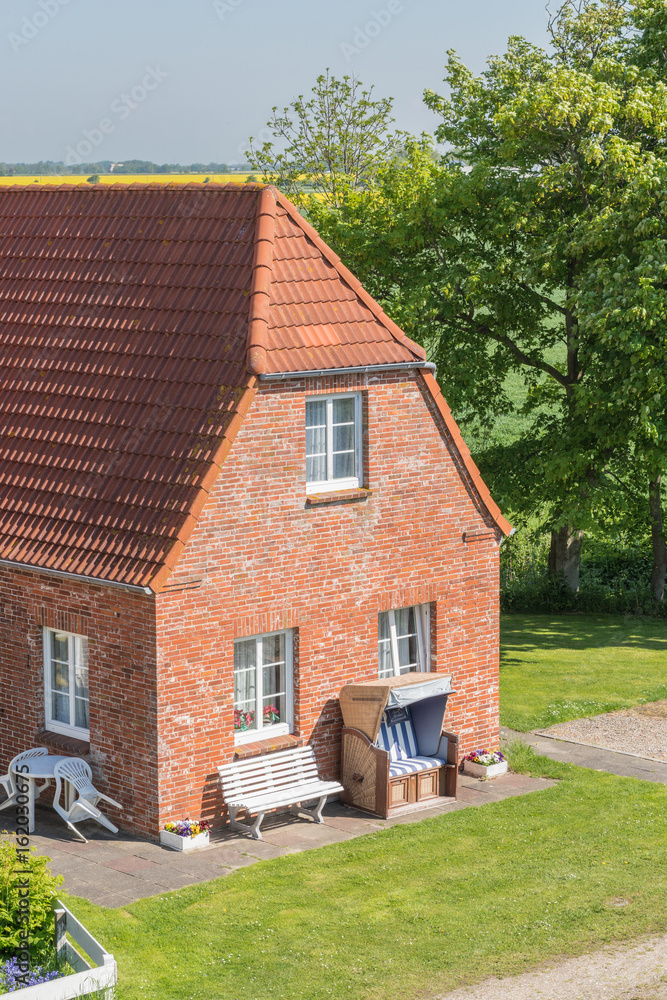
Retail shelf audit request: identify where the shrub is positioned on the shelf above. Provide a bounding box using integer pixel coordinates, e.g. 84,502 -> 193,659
0,836 -> 64,964
500,532 -> 667,617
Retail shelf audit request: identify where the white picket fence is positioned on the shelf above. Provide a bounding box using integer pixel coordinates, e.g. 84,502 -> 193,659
4,902 -> 117,1000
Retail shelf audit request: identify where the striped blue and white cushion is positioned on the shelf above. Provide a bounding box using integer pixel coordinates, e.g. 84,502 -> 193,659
377,717 -> 419,760
389,756 -> 445,777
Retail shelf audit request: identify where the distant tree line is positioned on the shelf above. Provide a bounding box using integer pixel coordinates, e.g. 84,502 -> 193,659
0,160 -> 250,176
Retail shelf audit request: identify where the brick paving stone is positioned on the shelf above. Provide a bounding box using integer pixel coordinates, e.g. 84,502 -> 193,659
237,841 -> 288,861
105,857 -> 163,874
130,868 -> 203,890
320,814 -> 382,834
262,824 -> 352,848
84,893 -> 135,909
166,858 -> 229,876
198,849 -> 261,869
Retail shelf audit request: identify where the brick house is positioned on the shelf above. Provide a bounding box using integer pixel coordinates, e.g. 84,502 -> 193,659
0,183 -> 510,837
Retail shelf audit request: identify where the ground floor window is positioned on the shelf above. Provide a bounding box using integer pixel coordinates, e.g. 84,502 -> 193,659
233,630 -> 293,742
378,604 -> 430,678
43,628 -> 89,738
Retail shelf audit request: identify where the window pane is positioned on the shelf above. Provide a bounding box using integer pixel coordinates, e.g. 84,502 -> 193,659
333,449 -> 355,479
378,613 -> 393,677
306,422 -> 327,449
74,638 -> 89,730
307,453 -> 327,483
262,662 -> 286,725
74,639 -> 89,699
378,640 -> 393,679
394,607 -> 418,671
306,400 -> 327,483
262,633 -> 284,666
306,424 -> 327,455
234,639 -> 256,731
52,692 -> 69,724
394,607 -> 416,640
397,634 -> 419,672
332,397 -> 355,424
332,399 -> 355,480
51,632 -> 68,664
75,697 -> 89,730
333,421 -> 355,454
51,658 -> 69,694
306,399 -> 326,429
378,612 -> 390,642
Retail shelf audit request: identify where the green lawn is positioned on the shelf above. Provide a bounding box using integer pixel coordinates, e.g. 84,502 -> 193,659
500,614 -> 667,732
68,746 -> 667,1000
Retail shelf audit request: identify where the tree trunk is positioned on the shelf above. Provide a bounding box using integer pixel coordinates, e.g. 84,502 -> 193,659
548,525 -> 584,592
649,476 -> 667,602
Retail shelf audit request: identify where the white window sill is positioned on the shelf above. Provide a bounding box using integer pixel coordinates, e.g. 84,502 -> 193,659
234,723 -> 291,745
306,477 -> 360,496
45,722 -> 91,741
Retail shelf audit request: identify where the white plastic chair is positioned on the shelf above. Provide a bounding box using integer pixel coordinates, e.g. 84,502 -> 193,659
53,759 -> 122,842
0,748 -> 49,812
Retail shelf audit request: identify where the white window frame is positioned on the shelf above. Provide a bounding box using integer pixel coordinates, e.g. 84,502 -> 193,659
378,604 -> 431,678
233,629 -> 294,745
305,392 -> 363,494
43,627 -> 90,739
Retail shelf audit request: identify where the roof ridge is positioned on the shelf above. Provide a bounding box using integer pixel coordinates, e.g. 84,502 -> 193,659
246,187 -> 278,375
271,187 -> 426,364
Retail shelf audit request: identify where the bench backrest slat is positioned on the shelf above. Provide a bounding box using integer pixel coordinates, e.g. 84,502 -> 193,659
218,746 -> 323,801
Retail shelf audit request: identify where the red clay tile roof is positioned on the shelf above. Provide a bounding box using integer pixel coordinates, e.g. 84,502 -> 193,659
247,187 -> 427,375
0,183 -> 508,591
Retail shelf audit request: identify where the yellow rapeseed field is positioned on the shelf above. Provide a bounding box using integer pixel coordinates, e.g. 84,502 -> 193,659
0,173 -> 259,186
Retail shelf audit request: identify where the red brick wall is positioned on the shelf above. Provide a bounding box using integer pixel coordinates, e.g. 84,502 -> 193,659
0,567 -> 158,835
155,371 -> 502,830
0,371 -> 502,838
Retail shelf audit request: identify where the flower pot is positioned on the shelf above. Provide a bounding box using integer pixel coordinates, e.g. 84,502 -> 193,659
159,829 -> 210,852
462,759 -> 508,779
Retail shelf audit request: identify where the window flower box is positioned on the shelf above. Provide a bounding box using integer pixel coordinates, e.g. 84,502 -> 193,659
462,749 -> 508,779
159,819 -> 210,852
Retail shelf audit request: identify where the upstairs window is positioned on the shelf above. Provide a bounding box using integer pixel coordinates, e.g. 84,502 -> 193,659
233,631 -> 293,743
306,394 -> 362,493
43,628 -> 90,738
378,605 -> 431,678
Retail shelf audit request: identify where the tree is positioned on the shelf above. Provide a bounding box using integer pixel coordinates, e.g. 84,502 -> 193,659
309,2 -> 667,595
247,71 -> 406,210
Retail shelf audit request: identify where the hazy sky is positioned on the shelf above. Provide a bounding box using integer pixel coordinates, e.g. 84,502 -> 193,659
0,0 -> 551,165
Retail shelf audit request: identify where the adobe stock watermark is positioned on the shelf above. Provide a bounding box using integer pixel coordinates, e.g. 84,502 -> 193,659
65,65 -> 168,166
340,0 -> 407,62
213,0 -> 245,21
12,765 -> 33,986
8,0 -> 74,54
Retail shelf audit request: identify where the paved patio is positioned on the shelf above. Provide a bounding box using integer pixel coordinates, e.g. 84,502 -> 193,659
8,771 -> 555,908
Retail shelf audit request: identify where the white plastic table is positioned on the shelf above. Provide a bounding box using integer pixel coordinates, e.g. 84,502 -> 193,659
12,755 -> 76,833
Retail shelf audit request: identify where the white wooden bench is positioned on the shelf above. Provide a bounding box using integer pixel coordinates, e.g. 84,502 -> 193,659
218,746 -> 344,841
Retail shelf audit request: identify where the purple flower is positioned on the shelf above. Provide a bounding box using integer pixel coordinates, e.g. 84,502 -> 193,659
1,957 -> 64,991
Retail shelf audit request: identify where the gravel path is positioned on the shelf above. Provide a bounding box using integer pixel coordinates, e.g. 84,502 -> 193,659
435,933 -> 667,999
534,700 -> 667,762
